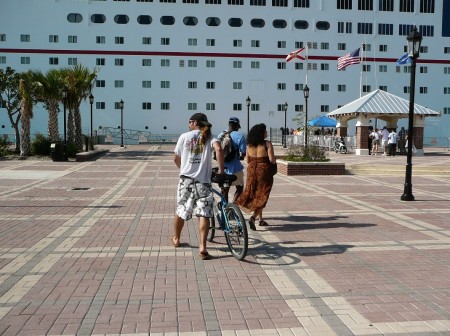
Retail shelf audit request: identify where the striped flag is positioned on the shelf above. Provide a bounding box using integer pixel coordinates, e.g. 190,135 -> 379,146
286,48 -> 306,62
337,48 -> 361,70
396,53 -> 412,65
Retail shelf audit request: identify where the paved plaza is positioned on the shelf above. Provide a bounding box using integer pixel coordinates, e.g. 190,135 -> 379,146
0,145 -> 450,336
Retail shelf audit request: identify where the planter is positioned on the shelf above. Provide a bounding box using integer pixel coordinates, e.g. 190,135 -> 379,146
277,159 -> 345,175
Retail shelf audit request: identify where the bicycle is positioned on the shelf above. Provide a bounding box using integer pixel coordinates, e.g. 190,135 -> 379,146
208,168 -> 248,260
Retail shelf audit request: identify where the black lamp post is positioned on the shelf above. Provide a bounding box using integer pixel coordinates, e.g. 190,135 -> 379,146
246,96 -> 251,134
62,86 -> 68,161
283,102 -> 288,148
401,26 -> 422,202
89,93 -> 94,144
303,85 -> 310,146
119,99 -> 124,147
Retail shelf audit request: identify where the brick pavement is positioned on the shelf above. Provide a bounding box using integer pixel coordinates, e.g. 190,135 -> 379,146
0,145 -> 449,336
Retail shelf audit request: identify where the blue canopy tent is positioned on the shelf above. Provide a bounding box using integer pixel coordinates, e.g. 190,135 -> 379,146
308,115 -> 337,127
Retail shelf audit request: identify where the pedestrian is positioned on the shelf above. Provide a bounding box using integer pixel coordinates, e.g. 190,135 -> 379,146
368,126 -> 373,155
388,128 -> 397,156
219,117 -> 246,203
398,127 -> 406,154
381,126 -> 390,155
370,128 -> 380,155
172,113 -> 224,260
236,123 -> 276,230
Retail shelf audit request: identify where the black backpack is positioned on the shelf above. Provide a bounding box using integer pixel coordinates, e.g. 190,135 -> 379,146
214,131 -> 237,162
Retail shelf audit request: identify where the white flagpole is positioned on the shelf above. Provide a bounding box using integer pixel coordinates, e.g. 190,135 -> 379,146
360,43 -> 364,97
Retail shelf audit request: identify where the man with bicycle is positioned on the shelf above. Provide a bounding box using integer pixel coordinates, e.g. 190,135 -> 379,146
172,113 -> 224,260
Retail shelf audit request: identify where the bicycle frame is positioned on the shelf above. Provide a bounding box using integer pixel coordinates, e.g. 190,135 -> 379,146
211,186 -> 231,233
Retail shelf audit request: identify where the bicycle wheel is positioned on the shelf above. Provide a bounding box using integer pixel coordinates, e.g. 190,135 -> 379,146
224,203 -> 248,260
340,146 -> 347,154
207,215 -> 216,242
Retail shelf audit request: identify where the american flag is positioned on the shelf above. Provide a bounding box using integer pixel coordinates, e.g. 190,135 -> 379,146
286,48 -> 306,62
337,48 -> 361,70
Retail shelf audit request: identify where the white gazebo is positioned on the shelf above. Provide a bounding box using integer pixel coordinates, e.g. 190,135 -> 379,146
327,89 -> 440,155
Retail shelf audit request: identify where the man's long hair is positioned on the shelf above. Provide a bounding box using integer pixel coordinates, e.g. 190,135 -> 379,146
199,125 -> 211,145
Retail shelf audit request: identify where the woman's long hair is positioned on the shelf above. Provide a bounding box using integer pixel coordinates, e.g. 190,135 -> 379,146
247,123 -> 266,147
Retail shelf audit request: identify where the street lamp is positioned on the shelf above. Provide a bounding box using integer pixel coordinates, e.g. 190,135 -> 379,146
119,99 -> 124,147
246,96 -> 251,134
401,26 -> 422,202
283,102 -> 288,148
62,86 -> 68,161
303,85 -> 310,146
89,93 -> 94,145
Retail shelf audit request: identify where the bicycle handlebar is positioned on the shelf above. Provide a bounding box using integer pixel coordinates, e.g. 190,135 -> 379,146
211,167 -> 237,186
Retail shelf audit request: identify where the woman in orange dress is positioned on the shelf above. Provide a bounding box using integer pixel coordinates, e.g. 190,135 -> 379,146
236,123 -> 276,230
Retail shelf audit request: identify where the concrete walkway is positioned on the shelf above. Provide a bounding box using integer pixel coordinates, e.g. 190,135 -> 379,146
0,145 -> 449,336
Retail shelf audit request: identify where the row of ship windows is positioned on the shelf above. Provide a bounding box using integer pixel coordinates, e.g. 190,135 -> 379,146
7,34 -> 450,54
92,0 -> 436,14
63,13 -> 437,37
6,56 -> 450,74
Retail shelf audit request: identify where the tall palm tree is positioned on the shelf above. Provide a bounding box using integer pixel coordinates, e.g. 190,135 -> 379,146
18,75 -> 34,156
33,69 -> 65,142
63,65 -> 97,151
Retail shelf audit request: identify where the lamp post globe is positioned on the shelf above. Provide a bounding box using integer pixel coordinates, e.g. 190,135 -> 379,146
401,26 -> 422,202
246,96 -> 251,135
303,85 -> 310,146
119,99 -> 124,147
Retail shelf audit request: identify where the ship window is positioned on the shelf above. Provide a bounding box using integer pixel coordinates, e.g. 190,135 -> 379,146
251,19 -> 265,28
294,20 -> 308,29
316,21 -> 330,30
294,0 -> 309,7
399,0 -> 414,12
91,14 -> 106,24
379,86 -> 387,91
420,0 -> 435,13
114,15 -> 129,24
206,0 -> 221,3
250,0 -> 266,5
379,0 -> 394,11
398,24 -> 414,36
358,0 -> 373,10
67,13 -> 83,23
0,34 -> 5,42
137,15 -> 152,25
228,0 -> 244,4
357,22 -> 373,34
183,0 -> 199,2
272,0 -> 287,6
228,18 -> 243,27
419,25 -> 434,37
273,19 -> 287,29
233,103 -> 242,111
183,16 -> 198,26
337,0 -> 352,9
161,16 -> 175,25
378,23 -> 393,35
206,17 -> 220,26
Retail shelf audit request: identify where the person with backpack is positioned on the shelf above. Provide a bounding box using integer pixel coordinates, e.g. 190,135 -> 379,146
218,117 -> 246,203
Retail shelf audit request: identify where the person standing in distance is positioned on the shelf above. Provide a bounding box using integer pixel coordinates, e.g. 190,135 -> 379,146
220,117 -> 246,203
172,113 -> 224,260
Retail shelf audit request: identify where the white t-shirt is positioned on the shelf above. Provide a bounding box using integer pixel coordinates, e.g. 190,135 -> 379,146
174,130 -> 219,184
388,132 -> 397,144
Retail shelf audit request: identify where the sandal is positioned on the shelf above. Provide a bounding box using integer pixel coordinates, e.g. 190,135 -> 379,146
199,251 -> 211,260
248,216 -> 256,231
258,220 -> 269,227
171,235 -> 181,247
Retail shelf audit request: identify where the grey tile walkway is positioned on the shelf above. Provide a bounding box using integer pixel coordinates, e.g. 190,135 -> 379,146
0,145 -> 449,336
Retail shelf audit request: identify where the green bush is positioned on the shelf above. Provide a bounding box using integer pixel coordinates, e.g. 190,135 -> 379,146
285,144 -> 329,162
66,143 -> 78,158
0,137 -> 12,157
31,133 -> 52,156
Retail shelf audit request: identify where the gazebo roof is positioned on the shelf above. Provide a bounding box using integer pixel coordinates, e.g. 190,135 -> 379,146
327,89 -> 440,117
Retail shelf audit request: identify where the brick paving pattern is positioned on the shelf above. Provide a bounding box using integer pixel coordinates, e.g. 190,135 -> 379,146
0,145 -> 449,335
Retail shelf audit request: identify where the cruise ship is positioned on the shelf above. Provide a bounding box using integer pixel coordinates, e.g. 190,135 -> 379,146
1,0 -> 449,144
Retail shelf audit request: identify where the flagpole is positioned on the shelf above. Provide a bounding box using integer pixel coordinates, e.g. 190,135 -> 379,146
305,44 -> 309,85
359,43 -> 364,97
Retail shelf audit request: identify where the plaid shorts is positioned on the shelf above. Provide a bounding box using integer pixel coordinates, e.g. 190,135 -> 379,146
176,176 -> 214,221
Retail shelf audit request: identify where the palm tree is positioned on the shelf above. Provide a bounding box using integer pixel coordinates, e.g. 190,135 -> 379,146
18,75 -> 34,156
33,69 -> 65,142
63,65 -> 97,151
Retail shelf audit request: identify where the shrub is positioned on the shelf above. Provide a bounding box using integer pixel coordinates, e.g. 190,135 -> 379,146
31,133 -> 52,156
0,137 -> 12,157
285,144 -> 329,162
66,143 -> 78,158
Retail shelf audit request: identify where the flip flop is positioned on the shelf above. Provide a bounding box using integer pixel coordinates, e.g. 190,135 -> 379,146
171,235 -> 181,247
248,216 -> 256,231
199,251 -> 211,260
